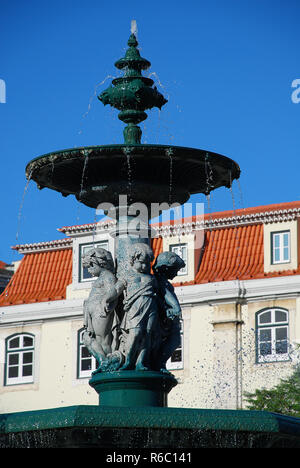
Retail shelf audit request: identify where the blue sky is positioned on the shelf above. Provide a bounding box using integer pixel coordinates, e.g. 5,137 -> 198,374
1,0 -> 299,263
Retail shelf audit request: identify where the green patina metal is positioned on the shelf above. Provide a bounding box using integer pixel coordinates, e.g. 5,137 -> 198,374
25,144 -> 240,208
98,33 -> 167,144
89,370 -> 177,407
1,406 -> 300,448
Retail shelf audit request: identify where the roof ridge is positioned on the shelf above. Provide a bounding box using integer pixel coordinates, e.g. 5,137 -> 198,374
12,238 -> 73,254
58,201 -> 300,234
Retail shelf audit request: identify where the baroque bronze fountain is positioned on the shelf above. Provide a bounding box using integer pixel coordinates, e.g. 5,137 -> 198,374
24,28 -> 240,408
1,26 -> 300,449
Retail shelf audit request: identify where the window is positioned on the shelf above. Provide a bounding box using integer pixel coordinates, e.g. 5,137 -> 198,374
166,320 -> 184,370
271,231 -> 290,264
256,308 -> 289,363
170,244 -> 188,276
5,334 -> 35,385
79,241 -> 109,282
77,329 -> 97,378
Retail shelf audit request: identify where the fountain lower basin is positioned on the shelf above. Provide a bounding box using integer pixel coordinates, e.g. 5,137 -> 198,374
1,405 -> 300,448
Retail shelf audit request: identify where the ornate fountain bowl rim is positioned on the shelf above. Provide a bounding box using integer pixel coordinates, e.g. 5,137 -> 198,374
25,143 -> 241,208
26,143 -> 240,178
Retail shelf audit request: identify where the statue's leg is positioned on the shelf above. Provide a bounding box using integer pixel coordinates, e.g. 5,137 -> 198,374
92,315 -> 113,357
135,343 -> 149,371
119,328 -> 141,370
82,330 -> 106,365
157,320 -> 181,371
136,313 -> 158,371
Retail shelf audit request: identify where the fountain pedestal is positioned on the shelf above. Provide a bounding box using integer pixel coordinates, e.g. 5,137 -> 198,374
89,370 -> 177,407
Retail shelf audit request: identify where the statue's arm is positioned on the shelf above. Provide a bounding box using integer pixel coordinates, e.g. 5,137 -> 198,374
102,277 -> 126,313
164,286 -> 181,319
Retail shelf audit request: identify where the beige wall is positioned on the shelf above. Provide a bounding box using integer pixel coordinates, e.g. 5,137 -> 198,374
1,295 -> 299,413
0,318 -> 98,414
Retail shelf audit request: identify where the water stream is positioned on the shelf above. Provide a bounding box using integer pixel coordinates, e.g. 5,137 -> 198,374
76,150 -> 90,222
77,75 -> 116,138
15,172 -> 32,244
122,147 -> 133,204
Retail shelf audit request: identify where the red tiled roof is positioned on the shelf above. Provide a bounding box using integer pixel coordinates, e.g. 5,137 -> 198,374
0,238 -> 163,307
203,200 -> 300,221
0,249 -> 73,306
173,223 -> 300,287
1,201 -> 299,306
0,261 -> 7,270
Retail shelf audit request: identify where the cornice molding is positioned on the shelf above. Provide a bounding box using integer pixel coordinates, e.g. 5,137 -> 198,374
13,238 -> 73,254
12,206 -> 300,250
1,275 -> 299,324
58,220 -> 116,237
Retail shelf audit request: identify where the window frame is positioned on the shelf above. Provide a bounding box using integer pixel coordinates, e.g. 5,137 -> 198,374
271,230 -> 291,265
169,243 -> 188,276
256,308 -> 290,363
5,333 -> 35,386
78,240 -> 109,283
77,328 -> 97,379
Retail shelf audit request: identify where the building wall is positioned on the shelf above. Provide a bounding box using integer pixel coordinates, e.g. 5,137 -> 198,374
1,204 -> 300,414
0,289 -> 299,413
0,317 -> 98,413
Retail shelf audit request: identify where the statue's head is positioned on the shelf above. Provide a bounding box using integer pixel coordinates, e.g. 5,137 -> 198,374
153,251 -> 185,280
128,243 -> 154,274
82,247 -> 115,276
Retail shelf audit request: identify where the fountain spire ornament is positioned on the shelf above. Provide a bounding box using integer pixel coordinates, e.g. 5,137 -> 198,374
98,29 -> 168,144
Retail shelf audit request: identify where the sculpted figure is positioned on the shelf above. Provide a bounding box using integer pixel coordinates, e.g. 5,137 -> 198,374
152,251 -> 185,373
106,243 -> 159,371
82,247 -> 119,369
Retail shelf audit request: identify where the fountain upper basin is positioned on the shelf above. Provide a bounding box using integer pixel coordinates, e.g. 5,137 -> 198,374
26,144 -> 240,209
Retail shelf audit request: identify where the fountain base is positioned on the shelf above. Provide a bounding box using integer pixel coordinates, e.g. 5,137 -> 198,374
1,405 -> 300,448
89,370 -> 177,407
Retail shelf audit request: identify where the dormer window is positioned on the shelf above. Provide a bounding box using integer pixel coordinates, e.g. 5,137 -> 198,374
271,231 -> 290,264
264,221 -> 297,273
79,241 -> 109,282
170,244 -> 188,276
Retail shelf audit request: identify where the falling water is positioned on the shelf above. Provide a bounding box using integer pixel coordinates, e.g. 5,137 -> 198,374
229,179 -> 237,217
205,193 -> 211,218
237,179 -> 245,211
127,153 -> 133,203
147,72 -> 169,97
204,153 -> 215,243
77,75 -> 116,137
76,150 -> 90,222
92,210 -> 98,247
15,172 -> 32,243
121,147 -> 133,204
204,152 -> 214,194
229,173 -> 243,282
7,173 -> 34,300
168,151 -> 173,204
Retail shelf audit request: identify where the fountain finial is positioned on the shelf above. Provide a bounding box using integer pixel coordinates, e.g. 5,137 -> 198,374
98,28 -> 168,144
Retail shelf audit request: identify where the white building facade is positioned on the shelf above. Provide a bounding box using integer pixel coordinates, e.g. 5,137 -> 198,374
1,201 -> 300,414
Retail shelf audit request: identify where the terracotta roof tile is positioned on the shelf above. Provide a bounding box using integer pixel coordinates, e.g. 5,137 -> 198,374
0,261 -> 7,270
0,239 -> 163,307
0,249 -> 73,306
1,201 -> 300,306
